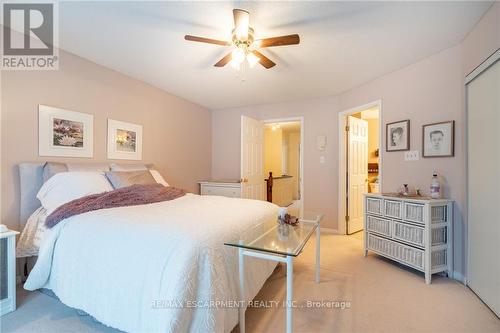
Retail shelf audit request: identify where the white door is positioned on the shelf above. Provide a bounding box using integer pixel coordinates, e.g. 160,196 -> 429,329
347,116 -> 368,234
467,59 -> 500,316
241,116 -> 265,200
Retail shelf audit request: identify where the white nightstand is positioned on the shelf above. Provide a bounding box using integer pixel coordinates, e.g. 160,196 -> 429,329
1,228 -> 19,316
198,180 -> 242,198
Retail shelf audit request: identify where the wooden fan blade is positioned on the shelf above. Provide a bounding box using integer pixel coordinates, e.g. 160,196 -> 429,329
256,34 -> 300,48
184,35 -> 230,46
252,50 -> 276,69
233,9 -> 249,39
214,52 -> 233,67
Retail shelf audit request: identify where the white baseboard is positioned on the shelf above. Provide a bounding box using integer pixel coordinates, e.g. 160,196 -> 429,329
453,272 -> 466,285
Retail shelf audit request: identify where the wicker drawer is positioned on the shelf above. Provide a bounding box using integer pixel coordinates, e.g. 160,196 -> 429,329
404,202 -> 425,224
393,221 -> 425,247
368,234 -> 425,270
366,197 -> 383,215
366,215 -> 392,237
431,205 -> 448,223
431,226 -> 447,245
384,200 -> 402,219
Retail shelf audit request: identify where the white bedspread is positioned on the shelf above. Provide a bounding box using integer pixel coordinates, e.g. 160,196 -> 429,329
25,194 -> 279,333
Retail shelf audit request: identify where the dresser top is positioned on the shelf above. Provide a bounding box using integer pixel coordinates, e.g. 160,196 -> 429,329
364,193 -> 453,204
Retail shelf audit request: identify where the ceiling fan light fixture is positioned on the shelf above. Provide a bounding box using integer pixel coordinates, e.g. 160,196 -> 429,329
184,8 -> 300,71
246,52 -> 260,67
231,48 -> 246,66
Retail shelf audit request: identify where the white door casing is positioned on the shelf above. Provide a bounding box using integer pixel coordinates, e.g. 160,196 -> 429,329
241,116 -> 265,200
466,58 -> 500,316
347,116 -> 368,234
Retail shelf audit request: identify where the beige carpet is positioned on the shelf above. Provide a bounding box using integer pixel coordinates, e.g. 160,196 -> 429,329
2,234 -> 499,333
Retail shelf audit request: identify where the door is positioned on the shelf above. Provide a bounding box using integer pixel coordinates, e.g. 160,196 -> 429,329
241,116 -> 265,200
467,59 -> 499,316
347,116 -> 368,234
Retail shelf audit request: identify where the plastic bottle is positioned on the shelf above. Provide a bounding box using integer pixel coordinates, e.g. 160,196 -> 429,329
430,172 -> 440,199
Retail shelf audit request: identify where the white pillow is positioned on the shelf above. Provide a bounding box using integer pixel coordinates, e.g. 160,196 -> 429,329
37,171 -> 113,214
16,207 -> 48,258
149,169 -> 169,187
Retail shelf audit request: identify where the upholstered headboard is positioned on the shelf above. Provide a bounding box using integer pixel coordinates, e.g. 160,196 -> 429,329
18,163 -> 45,229
18,162 -> 153,229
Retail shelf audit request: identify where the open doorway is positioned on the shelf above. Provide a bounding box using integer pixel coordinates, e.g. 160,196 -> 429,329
338,101 -> 382,236
263,120 -> 302,216
240,116 -> 304,216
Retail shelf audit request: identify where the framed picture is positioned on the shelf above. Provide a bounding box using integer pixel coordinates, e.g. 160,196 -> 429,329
386,120 -> 410,151
422,121 -> 455,157
107,119 -> 143,160
38,105 -> 93,158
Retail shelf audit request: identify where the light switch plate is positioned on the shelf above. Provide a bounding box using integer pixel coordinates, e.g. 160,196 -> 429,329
404,150 -> 419,161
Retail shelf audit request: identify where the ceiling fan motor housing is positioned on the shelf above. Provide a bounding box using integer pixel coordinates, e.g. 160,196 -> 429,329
232,27 -> 254,49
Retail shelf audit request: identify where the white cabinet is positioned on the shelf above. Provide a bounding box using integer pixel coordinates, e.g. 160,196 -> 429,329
199,181 -> 241,198
364,194 -> 453,284
1,229 -> 19,316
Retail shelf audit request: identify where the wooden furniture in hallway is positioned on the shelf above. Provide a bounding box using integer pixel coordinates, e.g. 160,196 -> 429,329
265,172 -> 294,207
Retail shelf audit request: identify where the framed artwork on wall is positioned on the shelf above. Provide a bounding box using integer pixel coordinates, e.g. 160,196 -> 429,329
38,105 -> 93,158
107,119 -> 143,160
386,119 -> 410,152
422,121 -> 455,157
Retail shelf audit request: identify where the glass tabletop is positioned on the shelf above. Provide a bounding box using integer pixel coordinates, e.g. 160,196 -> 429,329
224,212 -> 324,257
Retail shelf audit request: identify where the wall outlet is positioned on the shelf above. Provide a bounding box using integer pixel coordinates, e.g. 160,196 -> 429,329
404,150 -> 419,161
319,156 -> 326,164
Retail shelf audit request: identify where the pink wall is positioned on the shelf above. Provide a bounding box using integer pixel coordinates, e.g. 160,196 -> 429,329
212,97 -> 341,229
461,2 -> 500,76
213,46 -> 462,229
1,49 -> 212,231
212,3 -> 500,279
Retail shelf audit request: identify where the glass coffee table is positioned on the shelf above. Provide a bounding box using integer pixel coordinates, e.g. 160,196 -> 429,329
224,212 -> 323,333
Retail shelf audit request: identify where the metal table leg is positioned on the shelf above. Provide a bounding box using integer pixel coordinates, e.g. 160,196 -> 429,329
315,225 -> 320,283
286,255 -> 293,333
239,247 -> 246,333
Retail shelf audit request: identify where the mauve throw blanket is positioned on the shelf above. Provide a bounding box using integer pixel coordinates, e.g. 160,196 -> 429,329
45,184 -> 186,228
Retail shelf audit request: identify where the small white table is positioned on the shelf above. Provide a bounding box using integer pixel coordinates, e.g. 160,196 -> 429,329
1,229 -> 19,316
225,212 -> 323,333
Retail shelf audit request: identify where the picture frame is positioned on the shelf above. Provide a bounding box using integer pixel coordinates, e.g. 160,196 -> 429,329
38,105 -> 93,158
107,119 -> 143,160
422,120 -> 455,157
386,119 -> 410,152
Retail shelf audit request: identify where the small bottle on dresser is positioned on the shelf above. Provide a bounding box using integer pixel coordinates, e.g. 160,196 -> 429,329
430,172 -> 440,199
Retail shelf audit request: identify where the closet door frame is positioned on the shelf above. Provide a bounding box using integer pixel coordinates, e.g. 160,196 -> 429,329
464,48 -> 499,306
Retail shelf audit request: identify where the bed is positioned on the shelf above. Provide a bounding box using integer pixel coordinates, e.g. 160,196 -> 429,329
19,163 -> 279,333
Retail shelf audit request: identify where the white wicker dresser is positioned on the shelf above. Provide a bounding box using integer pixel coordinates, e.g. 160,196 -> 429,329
363,193 -> 453,284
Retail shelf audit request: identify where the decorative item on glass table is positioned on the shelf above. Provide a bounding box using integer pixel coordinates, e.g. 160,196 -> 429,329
279,213 -> 299,226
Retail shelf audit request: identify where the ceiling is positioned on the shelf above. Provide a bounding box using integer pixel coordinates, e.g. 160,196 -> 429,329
265,121 -> 301,132
57,1 -> 492,109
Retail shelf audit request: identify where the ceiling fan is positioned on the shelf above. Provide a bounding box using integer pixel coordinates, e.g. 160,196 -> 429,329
184,9 -> 300,69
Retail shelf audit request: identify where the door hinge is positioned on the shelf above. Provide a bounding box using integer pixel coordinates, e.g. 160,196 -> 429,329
345,215 -> 350,222
345,125 -> 350,132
